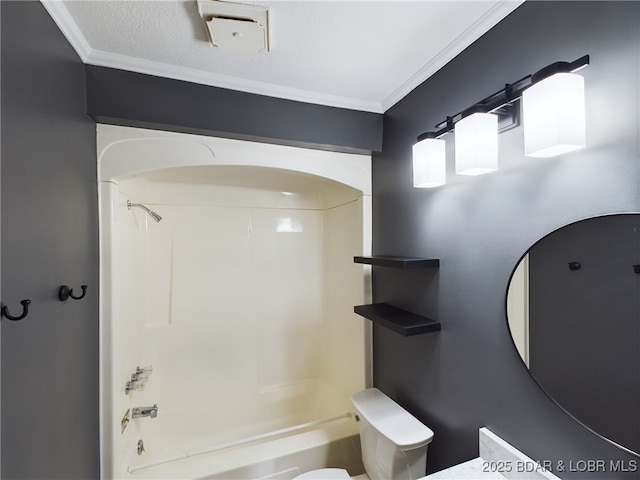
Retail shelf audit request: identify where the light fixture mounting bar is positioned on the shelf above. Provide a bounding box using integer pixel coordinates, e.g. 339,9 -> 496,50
421,55 -> 590,141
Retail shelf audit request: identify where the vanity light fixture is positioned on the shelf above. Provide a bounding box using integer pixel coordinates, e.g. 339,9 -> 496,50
412,132 -> 446,188
523,62 -> 586,157
455,105 -> 498,175
412,55 -> 589,187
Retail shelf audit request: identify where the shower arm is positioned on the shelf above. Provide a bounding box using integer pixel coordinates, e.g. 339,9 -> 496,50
127,200 -> 162,222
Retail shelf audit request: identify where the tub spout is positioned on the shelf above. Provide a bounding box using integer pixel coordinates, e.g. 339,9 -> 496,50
132,404 -> 158,419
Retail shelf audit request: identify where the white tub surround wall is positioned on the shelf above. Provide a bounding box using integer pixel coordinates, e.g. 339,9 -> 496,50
98,125 -> 372,479
425,428 -> 560,480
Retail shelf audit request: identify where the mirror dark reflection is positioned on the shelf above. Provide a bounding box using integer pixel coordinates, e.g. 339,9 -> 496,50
507,214 -> 640,456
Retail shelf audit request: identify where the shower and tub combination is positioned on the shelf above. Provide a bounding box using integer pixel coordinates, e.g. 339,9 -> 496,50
98,125 -> 373,479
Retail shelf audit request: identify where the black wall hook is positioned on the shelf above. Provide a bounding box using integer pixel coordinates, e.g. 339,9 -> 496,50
568,262 -> 582,271
633,265 -> 640,274
58,285 -> 87,302
1,299 -> 31,321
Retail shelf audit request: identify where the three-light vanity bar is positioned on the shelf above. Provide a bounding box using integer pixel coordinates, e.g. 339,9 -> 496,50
413,55 -> 590,188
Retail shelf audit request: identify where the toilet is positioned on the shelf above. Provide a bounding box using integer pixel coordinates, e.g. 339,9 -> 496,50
295,388 -> 434,480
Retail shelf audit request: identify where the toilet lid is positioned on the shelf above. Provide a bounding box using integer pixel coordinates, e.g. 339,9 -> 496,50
294,468 -> 351,480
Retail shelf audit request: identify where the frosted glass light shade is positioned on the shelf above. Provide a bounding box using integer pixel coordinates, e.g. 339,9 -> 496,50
523,72 -> 585,157
412,137 -> 446,188
454,112 -> 498,175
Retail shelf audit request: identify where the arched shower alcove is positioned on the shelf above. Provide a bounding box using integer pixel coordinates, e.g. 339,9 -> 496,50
97,125 -> 373,479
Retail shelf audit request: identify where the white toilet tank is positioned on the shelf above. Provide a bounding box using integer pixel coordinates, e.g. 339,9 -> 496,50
351,388 -> 434,480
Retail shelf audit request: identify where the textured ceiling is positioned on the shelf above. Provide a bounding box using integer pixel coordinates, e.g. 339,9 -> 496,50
44,0 -> 524,113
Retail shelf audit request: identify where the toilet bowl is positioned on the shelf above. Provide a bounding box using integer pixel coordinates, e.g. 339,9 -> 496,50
294,468 -> 351,479
294,388 -> 434,480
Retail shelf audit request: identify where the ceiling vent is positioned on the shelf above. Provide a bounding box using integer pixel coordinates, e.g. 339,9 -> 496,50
197,0 -> 269,54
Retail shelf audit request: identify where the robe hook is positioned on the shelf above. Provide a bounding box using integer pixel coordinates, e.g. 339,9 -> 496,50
58,285 -> 88,302
1,299 -> 31,321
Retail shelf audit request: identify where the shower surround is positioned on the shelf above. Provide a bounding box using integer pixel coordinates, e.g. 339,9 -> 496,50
97,125 -> 372,479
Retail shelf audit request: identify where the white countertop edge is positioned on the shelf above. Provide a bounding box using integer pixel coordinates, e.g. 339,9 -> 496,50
423,428 -> 560,480
480,428 -> 560,480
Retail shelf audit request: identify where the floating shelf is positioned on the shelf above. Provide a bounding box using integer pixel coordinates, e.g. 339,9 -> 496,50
354,255 -> 439,269
354,303 -> 440,336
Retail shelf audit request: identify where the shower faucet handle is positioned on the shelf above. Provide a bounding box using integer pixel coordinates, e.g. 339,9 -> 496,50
124,365 -> 154,394
136,365 -> 153,376
132,404 -> 158,419
133,365 -> 153,383
127,379 -> 145,392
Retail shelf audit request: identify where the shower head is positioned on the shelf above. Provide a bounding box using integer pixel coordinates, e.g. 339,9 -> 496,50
127,200 -> 163,223
148,211 -> 163,223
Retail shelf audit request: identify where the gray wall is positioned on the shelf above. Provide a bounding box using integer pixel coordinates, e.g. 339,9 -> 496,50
373,1 -> 640,478
1,1 -> 99,478
0,2 -> 381,478
85,65 -> 383,155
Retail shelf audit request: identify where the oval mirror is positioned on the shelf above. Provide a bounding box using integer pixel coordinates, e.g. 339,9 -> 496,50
506,214 -> 640,456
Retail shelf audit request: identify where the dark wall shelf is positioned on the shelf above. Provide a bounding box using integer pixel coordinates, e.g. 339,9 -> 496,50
353,256 -> 441,336
354,255 -> 439,269
354,303 -> 440,336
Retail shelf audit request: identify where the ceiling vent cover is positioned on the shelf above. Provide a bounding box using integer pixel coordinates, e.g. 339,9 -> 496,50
197,0 -> 269,53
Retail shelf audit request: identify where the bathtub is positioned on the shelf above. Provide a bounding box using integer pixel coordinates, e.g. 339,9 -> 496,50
127,418 -> 364,479
98,125 -> 372,479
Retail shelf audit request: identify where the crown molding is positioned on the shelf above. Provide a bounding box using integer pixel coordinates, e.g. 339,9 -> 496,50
85,48 -> 384,113
380,0 -> 525,112
40,0 -> 91,62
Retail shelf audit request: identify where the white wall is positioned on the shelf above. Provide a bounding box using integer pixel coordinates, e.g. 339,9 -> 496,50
506,255 -> 529,366
324,198 -> 370,401
114,180 -> 368,465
